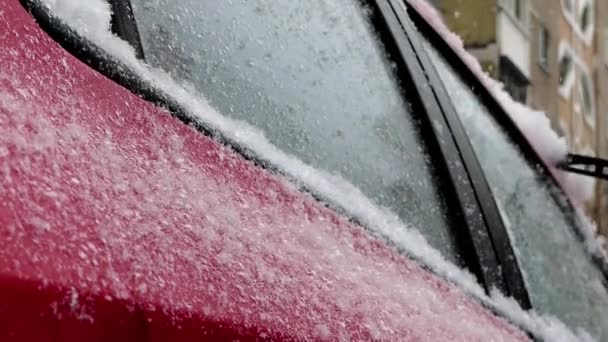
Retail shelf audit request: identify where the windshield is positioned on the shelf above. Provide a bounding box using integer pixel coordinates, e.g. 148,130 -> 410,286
128,0 -> 463,263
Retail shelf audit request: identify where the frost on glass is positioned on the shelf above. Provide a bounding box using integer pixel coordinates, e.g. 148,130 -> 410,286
129,0 -> 462,262
424,40 -> 608,340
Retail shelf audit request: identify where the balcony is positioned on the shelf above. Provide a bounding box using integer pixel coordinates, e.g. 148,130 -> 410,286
497,8 -> 531,80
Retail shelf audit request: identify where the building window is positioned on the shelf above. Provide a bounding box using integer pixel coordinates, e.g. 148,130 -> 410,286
562,0 -> 595,44
499,56 -> 528,103
558,53 -> 573,86
579,2 -> 592,33
539,25 -> 550,69
576,67 -> 595,126
557,42 -> 577,98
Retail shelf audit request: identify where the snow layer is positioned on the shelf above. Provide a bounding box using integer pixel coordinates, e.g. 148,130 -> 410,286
0,72 -> 528,340
34,0 -> 597,340
37,0 -> 484,297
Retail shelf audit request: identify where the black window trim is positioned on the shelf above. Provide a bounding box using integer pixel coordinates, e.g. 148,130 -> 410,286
20,0 -> 540,325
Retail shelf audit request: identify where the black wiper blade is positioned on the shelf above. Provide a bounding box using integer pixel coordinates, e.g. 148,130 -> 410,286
557,153 -> 608,181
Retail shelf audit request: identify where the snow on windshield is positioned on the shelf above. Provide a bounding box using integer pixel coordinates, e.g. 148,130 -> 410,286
38,0 -> 485,296
34,0 -> 598,340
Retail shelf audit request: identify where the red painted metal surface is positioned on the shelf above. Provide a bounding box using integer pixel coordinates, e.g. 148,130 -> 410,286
0,1 -> 528,340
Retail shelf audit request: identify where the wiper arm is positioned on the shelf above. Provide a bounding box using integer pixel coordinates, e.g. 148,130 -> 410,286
557,153 -> 608,181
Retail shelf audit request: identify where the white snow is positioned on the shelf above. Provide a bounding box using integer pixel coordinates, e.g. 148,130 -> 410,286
42,0 -> 112,45
32,0 -> 600,340
490,290 -> 595,342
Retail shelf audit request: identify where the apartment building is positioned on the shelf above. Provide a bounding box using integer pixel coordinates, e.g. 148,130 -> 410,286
429,0 -> 608,234
529,0 -> 596,156
529,0 -> 606,234
431,0 -> 531,102
593,0 -> 608,236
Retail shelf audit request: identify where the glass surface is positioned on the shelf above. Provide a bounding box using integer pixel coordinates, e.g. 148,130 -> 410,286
129,0 -> 462,263
423,39 -> 608,340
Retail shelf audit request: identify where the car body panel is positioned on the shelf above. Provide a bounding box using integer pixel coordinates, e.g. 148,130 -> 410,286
0,1 -> 528,340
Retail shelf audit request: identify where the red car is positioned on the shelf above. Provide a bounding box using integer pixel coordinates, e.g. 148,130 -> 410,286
1,0 -> 607,340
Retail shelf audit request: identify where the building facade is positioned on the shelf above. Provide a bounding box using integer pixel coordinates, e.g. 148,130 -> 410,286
531,0 -> 596,156
429,0 -> 608,235
594,0 -> 608,236
530,0 -> 607,234
431,0 -> 531,102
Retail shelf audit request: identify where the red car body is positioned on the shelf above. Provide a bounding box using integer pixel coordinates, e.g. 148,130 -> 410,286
0,1 -> 529,340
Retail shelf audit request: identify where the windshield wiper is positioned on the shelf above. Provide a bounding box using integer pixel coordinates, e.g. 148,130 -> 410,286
557,153 -> 608,181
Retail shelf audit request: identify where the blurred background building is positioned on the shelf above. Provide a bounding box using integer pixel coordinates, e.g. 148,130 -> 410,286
427,0 -> 608,235
594,0 -> 608,236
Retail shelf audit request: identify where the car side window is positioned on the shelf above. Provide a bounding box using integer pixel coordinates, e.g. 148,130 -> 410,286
127,0 -> 464,263
422,39 -> 608,339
